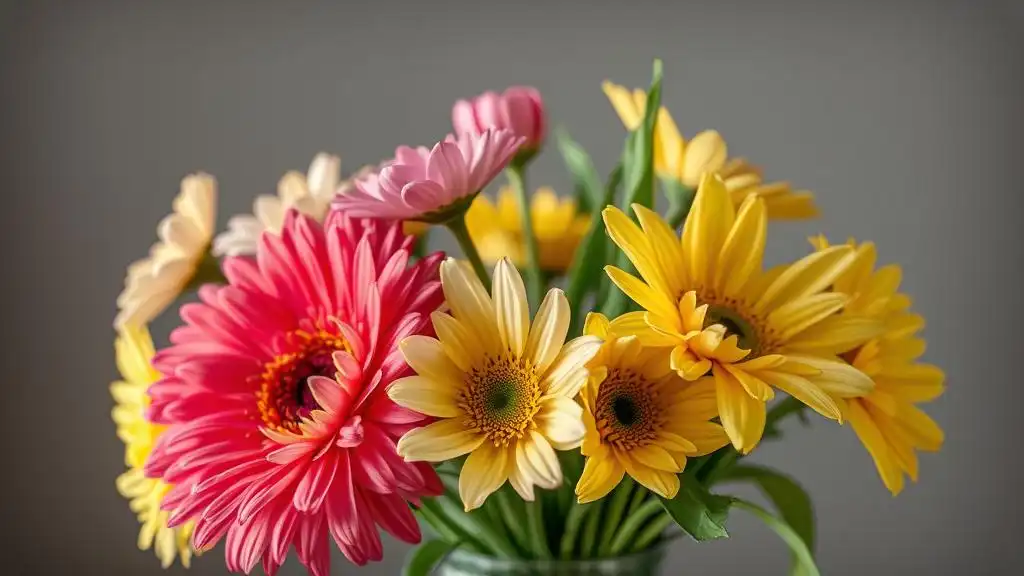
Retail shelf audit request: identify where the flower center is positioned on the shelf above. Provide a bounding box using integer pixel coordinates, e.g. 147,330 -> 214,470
460,355 -> 541,447
595,368 -> 662,451
256,327 -> 350,434
689,289 -> 780,356
704,303 -> 760,353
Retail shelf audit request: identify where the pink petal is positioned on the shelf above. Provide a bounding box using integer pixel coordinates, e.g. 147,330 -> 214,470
452,98 -> 481,135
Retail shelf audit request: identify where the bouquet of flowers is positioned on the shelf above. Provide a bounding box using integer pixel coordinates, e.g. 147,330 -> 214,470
110,60 -> 944,575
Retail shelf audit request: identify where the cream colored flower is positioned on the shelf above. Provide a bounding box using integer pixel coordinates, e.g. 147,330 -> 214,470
212,152 -> 341,256
115,173 -> 216,328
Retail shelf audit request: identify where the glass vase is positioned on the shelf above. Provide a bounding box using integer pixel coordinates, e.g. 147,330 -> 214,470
435,545 -> 667,576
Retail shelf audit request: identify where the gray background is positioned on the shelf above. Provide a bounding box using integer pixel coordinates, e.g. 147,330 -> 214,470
2,0 -> 1021,574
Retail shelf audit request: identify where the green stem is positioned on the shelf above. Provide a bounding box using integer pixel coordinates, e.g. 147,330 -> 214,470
444,213 -> 491,291
598,478 -> 635,552
559,502 -> 593,560
433,492 -> 518,559
417,500 -> 486,554
702,396 -> 807,484
609,500 -> 663,555
493,489 -> 530,555
411,228 -> 429,261
185,249 -> 227,291
765,396 -> 804,431
506,165 -> 543,308
629,511 -> 674,553
525,497 -> 553,559
663,179 -> 696,229
579,498 -> 603,559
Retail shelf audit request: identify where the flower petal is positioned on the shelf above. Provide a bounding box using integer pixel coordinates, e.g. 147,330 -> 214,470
387,376 -> 462,418
460,442 -> 512,511
396,419 -> 484,462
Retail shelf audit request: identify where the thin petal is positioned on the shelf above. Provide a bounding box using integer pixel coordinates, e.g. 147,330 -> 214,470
493,258 -> 529,357
460,443 -> 512,511
396,419 -> 484,462
525,288 -> 571,374
541,336 -> 602,397
714,366 -> 766,454
387,376 -> 462,418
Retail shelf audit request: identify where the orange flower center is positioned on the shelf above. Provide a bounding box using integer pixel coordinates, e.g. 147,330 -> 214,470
459,354 -> 541,447
595,368 -> 663,451
256,327 -> 350,434
689,289 -> 780,356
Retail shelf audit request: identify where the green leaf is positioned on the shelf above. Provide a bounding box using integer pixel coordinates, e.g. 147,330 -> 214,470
732,499 -> 821,576
658,474 -> 733,541
556,128 -> 604,213
619,59 -> 663,211
403,540 -> 458,576
565,164 -> 623,334
662,177 -> 696,228
720,465 -> 815,558
601,58 -> 663,318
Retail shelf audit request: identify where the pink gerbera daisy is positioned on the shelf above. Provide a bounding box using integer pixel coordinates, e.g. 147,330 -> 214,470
333,129 -> 523,222
145,211 -> 445,576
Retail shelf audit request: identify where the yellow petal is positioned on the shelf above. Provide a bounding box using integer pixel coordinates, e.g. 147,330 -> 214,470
682,173 -> 735,287
785,315 -> 883,355
515,431 -> 564,489
786,355 -> 875,398
603,80 -> 643,129
526,288 -> 571,374
583,311 -> 611,339
604,265 -> 679,322
542,335 -> 601,397
670,422 -> 730,457
714,196 -> 767,296
460,442 -> 512,511
767,293 -> 849,342
632,204 -> 687,295
387,376 -> 462,418
847,399 -> 904,495
763,192 -> 819,220
397,418 -> 484,462
894,402 -> 944,451
620,455 -> 681,499
401,335 -> 464,385
631,444 -> 684,473
431,311 -> 483,372
536,395 -> 586,450
603,206 -> 671,296
880,364 -> 944,403
666,377 -> 719,420
440,257 -> 500,353
714,366 -> 766,454
576,451 -> 625,503
493,258 -> 529,357
722,364 -> 775,402
757,371 -> 842,421
681,130 -> 728,188
756,246 -> 854,314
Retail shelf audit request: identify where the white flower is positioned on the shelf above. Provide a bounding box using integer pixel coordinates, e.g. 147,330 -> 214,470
115,173 -> 217,328
212,152 -> 341,257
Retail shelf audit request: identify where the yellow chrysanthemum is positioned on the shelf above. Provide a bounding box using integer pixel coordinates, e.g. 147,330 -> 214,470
466,187 -> 591,273
115,174 -> 217,328
810,236 -> 945,495
110,325 -> 195,568
602,81 -> 818,220
602,174 -> 876,454
575,312 -> 729,502
390,258 -> 601,510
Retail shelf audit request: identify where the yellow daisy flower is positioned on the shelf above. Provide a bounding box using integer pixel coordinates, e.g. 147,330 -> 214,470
576,312 -> 729,503
390,258 -> 602,510
110,325 -> 195,568
602,174 -> 875,454
602,81 -> 818,220
115,173 -> 217,328
466,187 -> 591,273
810,236 -> 945,495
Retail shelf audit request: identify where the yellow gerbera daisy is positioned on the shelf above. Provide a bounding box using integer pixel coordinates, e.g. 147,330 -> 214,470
465,186 -> 591,273
115,173 -> 217,328
602,81 -> 818,220
576,312 -> 730,502
810,236 -> 945,495
602,174 -> 875,454
390,258 -> 602,510
110,325 -> 195,568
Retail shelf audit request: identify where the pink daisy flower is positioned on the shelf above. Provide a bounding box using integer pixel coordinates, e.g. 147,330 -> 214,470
333,129 -> 524,222
145,211 -> 445,576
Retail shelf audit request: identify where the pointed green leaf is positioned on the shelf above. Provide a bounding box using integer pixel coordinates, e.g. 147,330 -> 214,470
732,499 -> 821,576
556,128 -> 603,213
720,464 -> 815,554
658,474 -> 733,541
403,539 -> 459,576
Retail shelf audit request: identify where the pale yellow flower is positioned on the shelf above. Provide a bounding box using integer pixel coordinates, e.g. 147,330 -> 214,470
110,325 -> 195,568
466,187 -> 590,273
115,173 -> 216,328
390,258 -> 601,510
213,153 -> 341,256
603,81 -> 818,220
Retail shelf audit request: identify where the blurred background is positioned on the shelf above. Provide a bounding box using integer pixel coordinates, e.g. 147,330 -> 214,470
2,0 -> 1021,574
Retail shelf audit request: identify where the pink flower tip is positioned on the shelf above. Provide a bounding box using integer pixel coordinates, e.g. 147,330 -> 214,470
332,129 -> 524,222
452,86 -> 546,155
